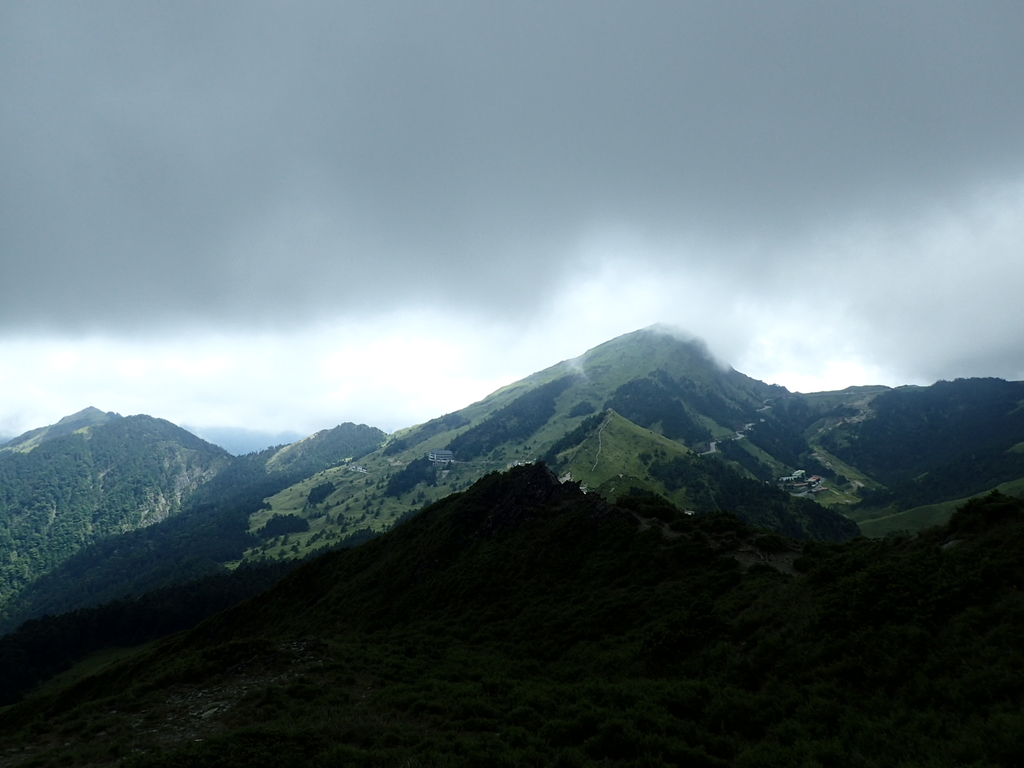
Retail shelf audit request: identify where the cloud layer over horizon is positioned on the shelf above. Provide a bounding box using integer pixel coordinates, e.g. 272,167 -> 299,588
3,1 -> 1023,438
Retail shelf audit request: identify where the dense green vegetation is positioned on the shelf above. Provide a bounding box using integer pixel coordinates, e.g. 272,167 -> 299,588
647,452 -> 857,540
256,514 -> 310,539
822,379 -> 1024,484
2,467 -> 1021,767
446,376 -> 577,459
0,416 -> 232,626
305,481 -> 335,506
743,416 -> 809,471
538,411 -> 608,466
385,456 -> 438,498
713,438 -> 774,482
0,560 -> 299,706
603,373 -> 713,448
856,446 -> 1024,511
0,422 -> 386,634
568,400 -> 597,418
820,379 -> 1024,511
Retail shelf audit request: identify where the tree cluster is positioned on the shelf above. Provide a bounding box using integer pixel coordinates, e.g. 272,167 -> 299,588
446,377 -> 576,459
602,374 -> 711,447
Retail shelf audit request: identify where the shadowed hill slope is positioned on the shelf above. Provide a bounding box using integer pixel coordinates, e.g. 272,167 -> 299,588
818,378 -> 1024,520
2,469 -> 1022,767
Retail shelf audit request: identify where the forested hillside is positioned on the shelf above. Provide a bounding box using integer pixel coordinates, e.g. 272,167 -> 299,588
0,559 -> 300,706
0,416 -> 232,626
1,466 -> 1021,767
0,421 -> 385,633
820,379 -> 1024,512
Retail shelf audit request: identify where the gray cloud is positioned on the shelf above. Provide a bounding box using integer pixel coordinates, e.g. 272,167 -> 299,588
1,1 -> 1023,439
3,1 -> 1022,334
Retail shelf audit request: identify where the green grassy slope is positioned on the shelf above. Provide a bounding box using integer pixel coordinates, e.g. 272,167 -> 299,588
240,326 -> 849,559
547,411 -> 859,541
857,477 -> 1024,537
552,410 -> 691,497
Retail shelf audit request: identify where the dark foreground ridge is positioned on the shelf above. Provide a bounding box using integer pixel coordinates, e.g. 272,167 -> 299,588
1,465 -> 1023,767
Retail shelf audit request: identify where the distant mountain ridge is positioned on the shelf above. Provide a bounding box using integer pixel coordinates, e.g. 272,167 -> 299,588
816,377 -> 1024,530
3,325 -> 1023,637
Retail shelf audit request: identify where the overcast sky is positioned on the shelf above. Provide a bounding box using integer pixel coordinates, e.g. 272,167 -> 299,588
2,1 -> 1023,440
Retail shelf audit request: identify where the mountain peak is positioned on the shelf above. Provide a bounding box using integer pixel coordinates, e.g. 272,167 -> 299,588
576,326 -> 723,375
1,407 -> 121,452
55,406 -> 119,425
554,326 -> 780,407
